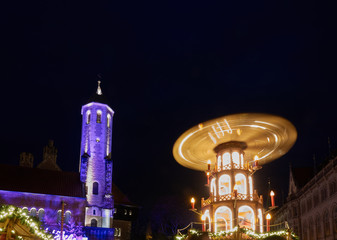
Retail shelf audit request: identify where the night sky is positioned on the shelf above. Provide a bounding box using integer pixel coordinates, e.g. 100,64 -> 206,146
2,0 -> 337,225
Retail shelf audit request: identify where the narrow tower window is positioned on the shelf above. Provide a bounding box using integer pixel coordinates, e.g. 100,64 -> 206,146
86,110 -> 91,124
96,110 -> 102,123
93,182 -> 99,195
107,114 -> 111,128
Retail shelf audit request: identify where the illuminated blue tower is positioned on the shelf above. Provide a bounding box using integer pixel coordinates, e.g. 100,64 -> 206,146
79,81 -> 114,228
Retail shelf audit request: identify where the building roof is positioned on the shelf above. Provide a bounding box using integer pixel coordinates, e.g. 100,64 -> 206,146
0,164 -> 84,198
0,164 -> 135,206
111,183 -> 135,206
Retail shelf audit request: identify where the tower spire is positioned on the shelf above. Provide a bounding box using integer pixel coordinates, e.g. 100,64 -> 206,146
97,80 -> 102,95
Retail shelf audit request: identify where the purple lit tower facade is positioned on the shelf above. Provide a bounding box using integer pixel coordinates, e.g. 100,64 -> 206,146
79,81 -> 114,229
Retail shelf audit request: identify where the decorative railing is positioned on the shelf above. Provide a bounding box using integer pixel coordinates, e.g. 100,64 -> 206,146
213,164 -> 253,173
201,193 -> 262,207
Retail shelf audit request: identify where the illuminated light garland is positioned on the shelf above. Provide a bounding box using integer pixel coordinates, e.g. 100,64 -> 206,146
0,205 -> 54,240
175,227 -> 299,240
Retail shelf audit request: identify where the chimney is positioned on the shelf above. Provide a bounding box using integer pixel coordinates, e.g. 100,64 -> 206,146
43,139 -> 58,164
19,152 -> 34,168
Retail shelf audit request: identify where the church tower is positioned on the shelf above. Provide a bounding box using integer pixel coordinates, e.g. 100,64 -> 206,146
79,81 -> 114,228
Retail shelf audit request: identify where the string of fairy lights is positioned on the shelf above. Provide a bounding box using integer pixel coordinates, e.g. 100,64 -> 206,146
0,205 -> 54,240
175,226 -> 299,240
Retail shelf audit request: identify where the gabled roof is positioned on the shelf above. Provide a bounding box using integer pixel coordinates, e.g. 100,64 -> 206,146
111,182 -> 136,206
0,164 -> 84,198
0,164 -> 135,206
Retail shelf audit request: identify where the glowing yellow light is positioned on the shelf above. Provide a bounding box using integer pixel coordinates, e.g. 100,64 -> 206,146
254,155 -> 259,161
266,213 -> 271,220
270,190 -> 275,196
198,123 -> 203,129
172,113 -> 297,171
191,197 -> 195,204
201,215 -> 206,221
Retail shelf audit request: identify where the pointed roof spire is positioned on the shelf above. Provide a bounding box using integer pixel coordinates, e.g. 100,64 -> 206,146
86,79 -> 109,105
97,80 -> 102,95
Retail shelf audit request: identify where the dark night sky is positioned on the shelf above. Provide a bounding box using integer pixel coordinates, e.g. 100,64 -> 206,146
2,0 -> 337,220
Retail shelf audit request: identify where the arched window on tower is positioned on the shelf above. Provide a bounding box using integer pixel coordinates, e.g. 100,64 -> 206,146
91,219 -> 98,227
86,110 -> 91,124
235,173 -> 247,197
96,110 -> 102,123
93,182 -> 99,195
107,114 -> 111,128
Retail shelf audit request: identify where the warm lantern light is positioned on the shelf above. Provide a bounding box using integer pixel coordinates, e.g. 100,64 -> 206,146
270,190 -> 275,207
201,215 -> 206,221
206,171 -> 210,185
266,213 -> 271,232
191,197 -> 195,209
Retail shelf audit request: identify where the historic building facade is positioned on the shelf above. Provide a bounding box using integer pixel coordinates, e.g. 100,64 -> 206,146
0,83 -> 138,240
271,156 -> 337,240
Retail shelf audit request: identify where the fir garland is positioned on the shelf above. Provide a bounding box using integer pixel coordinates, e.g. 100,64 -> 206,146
0,205 -> 53,240
175,226 -> 299,240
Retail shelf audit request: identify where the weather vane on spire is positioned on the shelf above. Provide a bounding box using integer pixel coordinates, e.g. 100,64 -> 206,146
96,74 -> 103,95
97,80 -> 102,95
